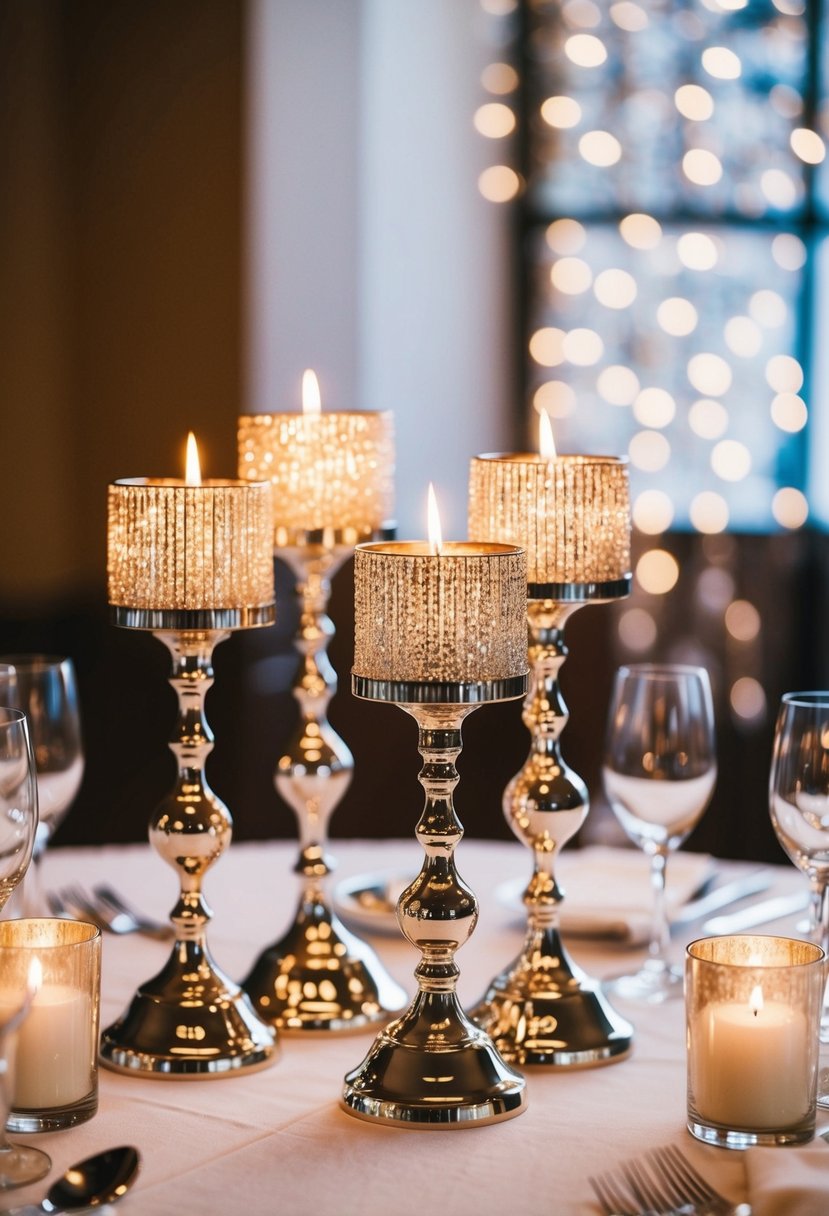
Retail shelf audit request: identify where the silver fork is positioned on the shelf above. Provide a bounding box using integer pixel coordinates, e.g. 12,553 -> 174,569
51,884 -> 173,940
590,1145 -> 751,1216
649,1146 -> 752,1216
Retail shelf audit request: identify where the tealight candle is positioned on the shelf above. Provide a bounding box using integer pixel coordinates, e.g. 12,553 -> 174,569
686,934 -> 824,1148
0,918 -> 101,1132
468,413 -> 630,593
237,370 -> 395,544
107,433 -> 274,622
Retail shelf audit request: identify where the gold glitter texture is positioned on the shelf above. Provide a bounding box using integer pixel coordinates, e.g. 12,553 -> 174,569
237,412 -> 394,537
353,542 -> 527,683
468,454 -> 631,585
107,479 -> 274,611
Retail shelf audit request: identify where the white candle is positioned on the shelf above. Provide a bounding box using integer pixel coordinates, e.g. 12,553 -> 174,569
690,985 -> 810,1129
1,985 -> 95,1109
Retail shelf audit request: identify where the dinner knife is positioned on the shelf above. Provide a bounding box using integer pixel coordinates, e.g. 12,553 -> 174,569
669,870 -> 772,931
702,890 -> 810,935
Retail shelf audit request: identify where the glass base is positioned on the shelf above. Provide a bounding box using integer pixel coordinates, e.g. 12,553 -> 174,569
605,958 -> 684,1004
7,1087 -> 97,1133
0,1141 -> 51,1190
817,1064 -> 829,1109
688,1117 -> 815,1150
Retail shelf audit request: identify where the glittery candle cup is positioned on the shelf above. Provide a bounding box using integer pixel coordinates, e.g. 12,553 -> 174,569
352,541 -> 527,691
237,411 -> 395,544
468,453 -> 630,596
107,478 -> 275,623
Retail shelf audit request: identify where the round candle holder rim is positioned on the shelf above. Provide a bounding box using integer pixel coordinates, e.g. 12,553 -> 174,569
355,540 -> 525,559
528,576 -> 631,602
0,917 -> 101,949
238,408 -> 394,423
275,522 -> 396,552
111,476 -> 271,491
687,934 -> 825,969
108,605 -> 275,632
351,673 -> 528,705
471,451 -> 630,467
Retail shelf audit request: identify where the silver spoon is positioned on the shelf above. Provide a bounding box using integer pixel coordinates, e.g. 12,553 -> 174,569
1,1145 -> 140,1215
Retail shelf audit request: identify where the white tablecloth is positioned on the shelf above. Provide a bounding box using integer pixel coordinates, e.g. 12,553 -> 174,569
7,840 -> 828,1215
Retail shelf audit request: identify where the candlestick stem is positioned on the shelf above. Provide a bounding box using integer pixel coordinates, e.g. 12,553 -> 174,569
100,629 -> 277,1076
243,546 -> 406,1032
342,703 -> 526,1126
471,600 -> 633,1067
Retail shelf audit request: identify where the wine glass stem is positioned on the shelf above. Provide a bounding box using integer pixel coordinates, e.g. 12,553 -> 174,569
648,849 -> 670,963
810,877 -> 829,1037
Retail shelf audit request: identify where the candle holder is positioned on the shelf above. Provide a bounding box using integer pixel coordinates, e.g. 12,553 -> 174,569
342,681 -> 528,1127
102,475 -> 278,1075
342,537 -> 529,1127
468,453 -> 634,1067
241,529 -> 407,1032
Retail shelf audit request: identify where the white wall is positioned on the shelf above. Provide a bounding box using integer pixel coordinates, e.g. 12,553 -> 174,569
246,0 -> 513,536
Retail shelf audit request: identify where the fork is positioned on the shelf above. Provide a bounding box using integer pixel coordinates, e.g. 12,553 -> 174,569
590,1145 -> 751,1216
50,885 -> 173,940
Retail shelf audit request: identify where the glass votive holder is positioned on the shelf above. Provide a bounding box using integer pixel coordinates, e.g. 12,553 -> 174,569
686,934 -> 825,1149
0,918 -> 101,1133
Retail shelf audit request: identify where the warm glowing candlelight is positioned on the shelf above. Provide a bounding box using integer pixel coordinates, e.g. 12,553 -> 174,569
427,483 -> 443,557
28,956 -> 42,996
185,432 -> 202,486
539,409 -> 556,460
302,369 -> 322,416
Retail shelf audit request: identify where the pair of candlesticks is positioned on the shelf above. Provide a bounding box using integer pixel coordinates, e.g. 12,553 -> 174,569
103,405 -> 634,1128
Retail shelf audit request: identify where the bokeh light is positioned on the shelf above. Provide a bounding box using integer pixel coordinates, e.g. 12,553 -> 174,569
635,549 -> 680,595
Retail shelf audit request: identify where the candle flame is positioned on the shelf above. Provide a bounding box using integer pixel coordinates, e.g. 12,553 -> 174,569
749,984 -> 764,1017
302,369 -> 321,416
185,432 -> 202,486
28,957 -> 42,996
427,483 -> 444,557
539,409 -> 557,460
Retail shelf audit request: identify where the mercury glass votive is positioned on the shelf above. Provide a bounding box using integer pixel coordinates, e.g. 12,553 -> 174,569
342,537 -> 529,1128
0,918 -> 101,1133
467,451 -> 634,1068
237,404 -> 406,1033
101,461 -> 278,1077
686,935 -> 825,1149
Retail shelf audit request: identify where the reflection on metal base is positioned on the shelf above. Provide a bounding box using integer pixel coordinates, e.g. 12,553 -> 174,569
341,697 -> 528,1129
100,941 -> 276,1076
470,925 -> 632,1068
472,595 -> 633,1067
100,629 -> 277,1077
342,991 -> 526,1127
243,537 -> 405,1033
244,889 -> 406,1033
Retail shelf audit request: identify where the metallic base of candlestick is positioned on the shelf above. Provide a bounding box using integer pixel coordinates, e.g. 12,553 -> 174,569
100,941 -> 277,1077
342,990 -> 526,1128
244,893 -> 407,1033
470,926 -> 633,1068
351,674 -> 528,705
110,604 -> 275,631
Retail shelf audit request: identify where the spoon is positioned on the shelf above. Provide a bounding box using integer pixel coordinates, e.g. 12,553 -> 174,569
1,1145 -> 140,1215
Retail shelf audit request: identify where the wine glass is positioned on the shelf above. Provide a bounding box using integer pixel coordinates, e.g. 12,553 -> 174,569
0,708 -> 50,1187
602,663 -> 717,1003
769,691 -> 829,1104
0,657 -> 84,915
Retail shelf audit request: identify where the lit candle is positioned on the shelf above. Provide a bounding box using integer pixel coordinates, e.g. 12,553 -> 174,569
0,918 -> 101,1125
237,371 -> 395,544
468,414 -> 630,591
352,486 -> 526,685
686,934 -> 824,1143
107,433 -> 274,619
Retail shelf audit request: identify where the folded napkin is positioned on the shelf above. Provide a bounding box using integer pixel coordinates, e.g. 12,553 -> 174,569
744,1141 -> 829,1216
498,845 -> 713,944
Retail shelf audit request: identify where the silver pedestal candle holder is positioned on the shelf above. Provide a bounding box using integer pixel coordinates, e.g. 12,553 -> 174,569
468,450 -> 634,1067
241,528 -> 407,1032
341,536 -> 529,1127
102,473 -> 278,1076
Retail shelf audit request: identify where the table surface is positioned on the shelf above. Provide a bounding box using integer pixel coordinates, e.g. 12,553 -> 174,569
5,839 -> 827,1215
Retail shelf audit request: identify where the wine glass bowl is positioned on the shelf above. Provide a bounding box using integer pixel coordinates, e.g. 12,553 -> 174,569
0,709 -> 39,914
602,663 -> 717,1003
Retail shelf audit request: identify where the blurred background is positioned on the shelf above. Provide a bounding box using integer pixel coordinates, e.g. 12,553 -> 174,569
1,0 -> 826,861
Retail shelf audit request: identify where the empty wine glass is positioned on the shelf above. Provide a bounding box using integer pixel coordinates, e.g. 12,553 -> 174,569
603,663 -> 717,1003
0,709 -> 38,914
769,691 -> 829,1104
0,657 -> 84,915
